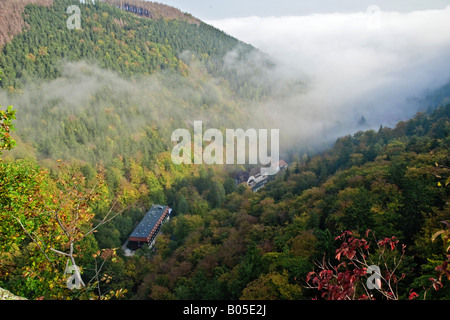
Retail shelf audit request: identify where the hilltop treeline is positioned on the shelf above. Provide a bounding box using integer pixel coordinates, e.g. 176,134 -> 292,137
0,0 -> 251,90
0,0 -> 448,301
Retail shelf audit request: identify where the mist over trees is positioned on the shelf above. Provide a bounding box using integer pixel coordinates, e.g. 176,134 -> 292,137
0,0 -> 448,301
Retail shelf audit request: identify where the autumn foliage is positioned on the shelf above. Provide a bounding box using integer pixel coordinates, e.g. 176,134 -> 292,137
306,230 -> 444,300
0,106 -> 123,299
0,0 -> 448,301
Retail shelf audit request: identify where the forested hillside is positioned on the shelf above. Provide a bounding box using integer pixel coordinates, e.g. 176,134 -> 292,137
124,106 -> 449,300
0,0 -> 448,301
102,0 -> 201,24
0,0 -> 257,89
0,0 -> 272,300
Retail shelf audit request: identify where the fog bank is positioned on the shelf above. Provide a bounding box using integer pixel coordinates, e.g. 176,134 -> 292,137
209,6 -> 450,152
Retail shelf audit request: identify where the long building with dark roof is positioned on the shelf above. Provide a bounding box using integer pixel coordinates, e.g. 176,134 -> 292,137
128,204 -> 171,250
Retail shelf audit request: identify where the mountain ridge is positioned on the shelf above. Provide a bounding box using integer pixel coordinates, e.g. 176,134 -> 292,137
0,0 -> 204,49
102,0 -> 202,25
0,0 -> 448,302
0,0 -> 253,91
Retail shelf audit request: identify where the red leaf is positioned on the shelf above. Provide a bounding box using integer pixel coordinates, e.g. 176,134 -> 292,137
408,290 -> 419,300
347,250 -> 356,260
429,278 -> 443,291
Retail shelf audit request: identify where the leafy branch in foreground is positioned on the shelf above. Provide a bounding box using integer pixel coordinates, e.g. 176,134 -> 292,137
1,160 -> 126,299
0,105 -> 125,299
0,105 -> 16,153
432,221 -> 450,285
306,230 -> 444,300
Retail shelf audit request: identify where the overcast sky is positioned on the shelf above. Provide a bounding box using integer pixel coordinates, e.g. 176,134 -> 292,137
148,1 -> 450,149
153,0 -> 450,20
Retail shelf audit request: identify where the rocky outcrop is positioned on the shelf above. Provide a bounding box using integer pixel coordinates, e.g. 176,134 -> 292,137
0,287 -> 27,300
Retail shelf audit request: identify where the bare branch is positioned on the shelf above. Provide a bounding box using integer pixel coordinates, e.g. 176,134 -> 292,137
82,201 -> 125,239
12,215 -> 53,265
50,247 -> 70,257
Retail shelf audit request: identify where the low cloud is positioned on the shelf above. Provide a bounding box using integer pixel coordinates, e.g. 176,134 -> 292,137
209,6 -> 450,152
3,7 -> 450,162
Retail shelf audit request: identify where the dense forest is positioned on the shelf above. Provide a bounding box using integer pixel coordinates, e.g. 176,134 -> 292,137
0,0 -> 448,301
0,0 -> 260,92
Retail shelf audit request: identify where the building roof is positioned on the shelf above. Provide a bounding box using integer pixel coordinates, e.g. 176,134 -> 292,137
129,204 -> 169,240
277,160 -> 288,167
271,160 -> 288,169
250,178 -> 268,192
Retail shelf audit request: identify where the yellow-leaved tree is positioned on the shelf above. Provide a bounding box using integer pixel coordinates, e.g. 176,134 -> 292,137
0,105 -> 124,300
